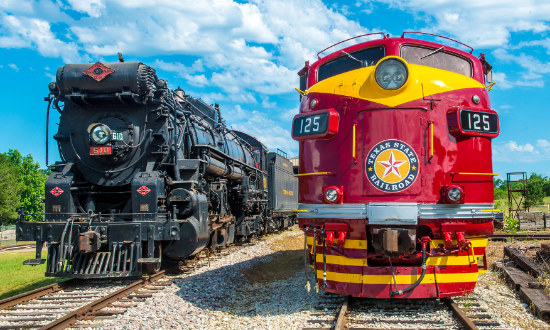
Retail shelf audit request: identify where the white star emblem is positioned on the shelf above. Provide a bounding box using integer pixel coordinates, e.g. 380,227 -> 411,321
377,151 -> 407,179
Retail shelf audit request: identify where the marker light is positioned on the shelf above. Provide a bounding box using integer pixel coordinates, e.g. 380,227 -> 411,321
444,185 -> 464,204
375,58 -> 408,90
91,124 -> 111,145
326,189 -> 338,202
323,186 -> 343,204
310,98 -> 319,109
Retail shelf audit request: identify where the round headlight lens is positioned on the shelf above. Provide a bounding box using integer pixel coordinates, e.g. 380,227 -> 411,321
375,58 -> 408,90
447,187 -> 462,202
325,189 -> 339,202
91,124 -> 111,145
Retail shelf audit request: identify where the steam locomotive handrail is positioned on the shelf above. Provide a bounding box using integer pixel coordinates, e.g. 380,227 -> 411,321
196,144 -> 262,174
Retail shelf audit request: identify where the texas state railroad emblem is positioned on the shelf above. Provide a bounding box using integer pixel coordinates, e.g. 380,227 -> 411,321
366,139 -> 419,192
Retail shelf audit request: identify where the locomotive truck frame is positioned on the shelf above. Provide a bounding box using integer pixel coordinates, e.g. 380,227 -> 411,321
293,32 -> 498,298
17,61 -> 297,278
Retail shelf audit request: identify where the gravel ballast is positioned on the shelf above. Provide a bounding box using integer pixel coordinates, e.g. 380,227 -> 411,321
87,230 -> 549,329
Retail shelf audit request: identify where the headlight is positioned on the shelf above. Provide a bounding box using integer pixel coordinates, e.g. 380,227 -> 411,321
447,187 -> 463,202
325,189 -> 339,202
323,186 -> 343,204
90,124 -> 111,145
375,58 -> 408,90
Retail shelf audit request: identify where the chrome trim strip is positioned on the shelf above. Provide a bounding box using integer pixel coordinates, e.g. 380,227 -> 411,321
297,203 -> 495,220
297,204 -> 368,219
417,204 -> 495,219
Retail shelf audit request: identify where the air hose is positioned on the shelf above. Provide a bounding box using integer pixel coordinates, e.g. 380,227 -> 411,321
390,237 -> 431,297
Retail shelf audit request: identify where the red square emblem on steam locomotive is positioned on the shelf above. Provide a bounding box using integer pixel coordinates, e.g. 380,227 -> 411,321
137,186 -> 151,196
50,186 -> 64,197
83,62 -> 115,82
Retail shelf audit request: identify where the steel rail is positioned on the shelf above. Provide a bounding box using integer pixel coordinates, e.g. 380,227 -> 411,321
41,271 -> 166,329
0,244 -> 35,251
0,279 -> 78,311
334,295 -> 349,330
490,233 -> 550,241
443,297 -> 478,330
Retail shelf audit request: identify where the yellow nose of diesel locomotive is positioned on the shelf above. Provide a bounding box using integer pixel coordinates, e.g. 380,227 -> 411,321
310,55 -> 484,108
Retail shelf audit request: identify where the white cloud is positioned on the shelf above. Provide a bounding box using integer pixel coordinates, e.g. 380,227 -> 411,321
490,72 -> 513,90
0,0 -> 34,13
227,105 -> 298,155
7,63 -> 18,71
537,139 -> 550,148
379,0 -> 550,48
0,14 -> 82,62
67,0 -> 105,18
492,140 -> 543,163
492,48 -> 550,88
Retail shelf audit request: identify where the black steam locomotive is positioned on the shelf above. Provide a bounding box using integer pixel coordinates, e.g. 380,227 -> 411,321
17,61 -> 297,278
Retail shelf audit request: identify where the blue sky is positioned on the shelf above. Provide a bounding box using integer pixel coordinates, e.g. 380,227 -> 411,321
1,0 -> 550,181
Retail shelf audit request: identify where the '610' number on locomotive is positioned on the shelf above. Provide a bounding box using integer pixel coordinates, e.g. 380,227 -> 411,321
460,109 -> 498,134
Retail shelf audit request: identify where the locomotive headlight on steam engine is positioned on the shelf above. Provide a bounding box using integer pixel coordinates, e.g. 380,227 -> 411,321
90,124 -> 111,145
375,58 -> 408,90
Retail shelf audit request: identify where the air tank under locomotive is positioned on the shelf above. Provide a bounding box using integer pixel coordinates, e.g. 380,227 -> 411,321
17,61 -> 297,277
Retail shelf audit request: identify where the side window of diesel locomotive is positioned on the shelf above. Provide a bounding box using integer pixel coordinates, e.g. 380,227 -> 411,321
317,46 -> 385,82
401,45 -> 472,77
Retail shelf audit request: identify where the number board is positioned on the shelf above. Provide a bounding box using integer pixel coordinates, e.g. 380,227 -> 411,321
292,113 -> 329,137
90,146 -> 112,155
459,109 -> 498,135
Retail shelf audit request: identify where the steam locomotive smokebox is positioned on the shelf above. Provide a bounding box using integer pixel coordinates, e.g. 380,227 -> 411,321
56,62 -> 158,96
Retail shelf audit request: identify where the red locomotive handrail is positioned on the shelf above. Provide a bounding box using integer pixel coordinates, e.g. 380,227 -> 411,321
400,31 -> 473,53
317,32 -> 387,59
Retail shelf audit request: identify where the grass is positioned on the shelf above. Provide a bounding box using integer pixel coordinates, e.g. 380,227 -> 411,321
0,249 -> 65,300
495,196 -> 550,214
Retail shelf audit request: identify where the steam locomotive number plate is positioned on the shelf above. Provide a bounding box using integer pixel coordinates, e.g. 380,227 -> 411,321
90,146 -> 112,155
459,110 -> 498,134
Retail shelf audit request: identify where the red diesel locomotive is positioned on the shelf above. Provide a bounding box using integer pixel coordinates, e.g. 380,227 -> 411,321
292,32 -> 498,298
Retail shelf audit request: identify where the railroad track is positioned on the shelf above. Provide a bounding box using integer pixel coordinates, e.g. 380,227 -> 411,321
305,294 -> 507,329
0,244 -> 35,252
0,271 -> 168,329
0,233 -> 274,329
490,233 -> 550,241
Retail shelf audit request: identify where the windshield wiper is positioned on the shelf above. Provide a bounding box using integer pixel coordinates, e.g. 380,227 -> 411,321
420,46 -> 445,59
341,50 -> 365,66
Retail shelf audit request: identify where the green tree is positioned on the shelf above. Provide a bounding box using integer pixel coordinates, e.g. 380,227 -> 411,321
525,173 -> 546,208
0,154 -> 23,223
493,178 -> 508,200
6,149 -> 47,221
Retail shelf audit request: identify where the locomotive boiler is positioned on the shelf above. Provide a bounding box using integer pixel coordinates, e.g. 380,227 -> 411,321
293,32 -> 498,298
17,61 -> 297,277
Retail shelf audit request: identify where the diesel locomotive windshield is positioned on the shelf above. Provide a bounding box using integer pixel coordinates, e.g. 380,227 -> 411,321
401,45 -> 472,77
317,46 -> 385,82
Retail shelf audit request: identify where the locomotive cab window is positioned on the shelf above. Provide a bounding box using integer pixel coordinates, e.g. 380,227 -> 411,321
317,46 -> 385,82
401,45 -> 472,77
252,147 -> 261,169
